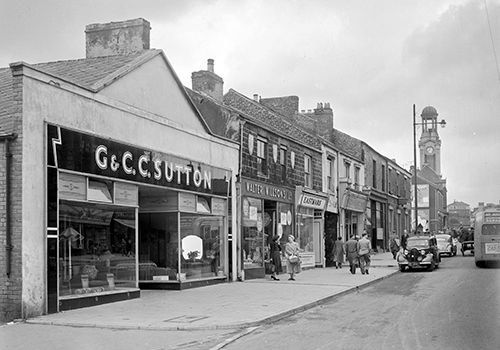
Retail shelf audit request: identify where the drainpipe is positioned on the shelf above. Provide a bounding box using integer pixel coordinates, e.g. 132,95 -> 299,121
236,120 -> 245,281
1,133 -> 18,278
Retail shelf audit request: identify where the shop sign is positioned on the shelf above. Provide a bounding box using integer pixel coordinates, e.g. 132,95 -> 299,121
299,194 -> 327,210
51,126 -> 229,196
326,194 -> 338,213
242,180 -> 293,202
342,191 -> 368,212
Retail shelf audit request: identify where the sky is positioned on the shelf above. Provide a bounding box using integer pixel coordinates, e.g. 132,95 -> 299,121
1,0 -> 499,208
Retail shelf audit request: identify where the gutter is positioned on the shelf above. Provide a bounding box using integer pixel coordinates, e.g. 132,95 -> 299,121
0,133 -> 18,278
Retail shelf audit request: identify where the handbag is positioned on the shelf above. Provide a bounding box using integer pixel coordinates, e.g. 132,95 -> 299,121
289,254 -> 299,263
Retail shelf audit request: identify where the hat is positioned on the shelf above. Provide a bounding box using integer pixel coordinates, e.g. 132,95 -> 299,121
362,232 -> 367,236
288,235 -> 295,241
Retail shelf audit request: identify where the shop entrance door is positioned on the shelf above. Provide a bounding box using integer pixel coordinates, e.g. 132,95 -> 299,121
313,219 -> 323,267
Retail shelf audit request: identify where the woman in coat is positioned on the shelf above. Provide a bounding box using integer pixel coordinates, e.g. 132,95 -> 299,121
333,236 -> 345,269
269,235 -> 282,280
285,235 -> 301,281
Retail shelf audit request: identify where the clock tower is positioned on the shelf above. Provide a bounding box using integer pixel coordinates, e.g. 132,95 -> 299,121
418,106 -> 443,175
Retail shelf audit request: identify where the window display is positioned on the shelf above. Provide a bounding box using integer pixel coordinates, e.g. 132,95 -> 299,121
297,207 -> 314,252
242,197 -> 264,269
59,201 -> 137,297
179,213 -> 225,280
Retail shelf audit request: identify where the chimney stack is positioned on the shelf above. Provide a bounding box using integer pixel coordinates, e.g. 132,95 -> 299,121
207,58 -> 214,73
85,18 -> 151,58
191,59 -> 224,102
253,94 -> 260,102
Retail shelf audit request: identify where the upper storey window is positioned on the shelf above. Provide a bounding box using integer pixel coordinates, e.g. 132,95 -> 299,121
257,137 -> 268,175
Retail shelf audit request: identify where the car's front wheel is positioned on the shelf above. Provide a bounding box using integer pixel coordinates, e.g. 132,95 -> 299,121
399,265 -> 406,272
428,260 -> 435,271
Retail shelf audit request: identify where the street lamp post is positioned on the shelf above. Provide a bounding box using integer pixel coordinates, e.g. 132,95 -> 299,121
413,105 -> 418,234
412,104 -> 446,234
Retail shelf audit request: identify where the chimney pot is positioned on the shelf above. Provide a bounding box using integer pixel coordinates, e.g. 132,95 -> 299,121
253,94 -> 259,102
207,58 -> 214,73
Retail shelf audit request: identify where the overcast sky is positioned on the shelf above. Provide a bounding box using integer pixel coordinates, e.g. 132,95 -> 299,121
1,0 -> 499,208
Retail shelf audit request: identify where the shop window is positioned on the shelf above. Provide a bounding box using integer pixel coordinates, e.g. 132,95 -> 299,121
297,207 -> 314,252
242,197 -> 264,269
59,201 -> 136,298
179,214 -> 225,280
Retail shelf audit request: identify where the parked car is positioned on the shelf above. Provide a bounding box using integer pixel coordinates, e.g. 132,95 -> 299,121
436,234 -> 457,256
397,235 -> 440,272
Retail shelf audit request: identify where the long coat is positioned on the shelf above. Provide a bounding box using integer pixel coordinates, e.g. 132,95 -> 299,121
333,240 -> 345,263
269,241 -> 282,273
344,238 -> 358,266
285,241 -> 301,273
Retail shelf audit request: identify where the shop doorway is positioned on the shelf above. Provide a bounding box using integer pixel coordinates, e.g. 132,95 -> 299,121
323,212 -> 338,267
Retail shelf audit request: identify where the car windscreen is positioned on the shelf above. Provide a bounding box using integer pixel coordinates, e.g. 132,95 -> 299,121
406,239 -> 429,249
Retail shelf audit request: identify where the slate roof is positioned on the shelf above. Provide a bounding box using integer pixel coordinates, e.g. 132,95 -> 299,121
223,89 -> 323,151
0,68 -> 14,136
0,49 -> 175,136
331,128 -> 363,161
31,50 -> 161,91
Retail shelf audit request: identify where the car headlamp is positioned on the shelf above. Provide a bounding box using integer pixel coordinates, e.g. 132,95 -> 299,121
404,249 -> 409,255
420,250 -> 425,255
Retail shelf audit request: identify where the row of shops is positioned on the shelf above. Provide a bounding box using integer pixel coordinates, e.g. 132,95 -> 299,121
0,18 -> 411,322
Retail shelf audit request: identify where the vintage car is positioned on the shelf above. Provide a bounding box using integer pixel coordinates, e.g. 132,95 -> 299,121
436,234 -> 457,256
397,235 -> 440,272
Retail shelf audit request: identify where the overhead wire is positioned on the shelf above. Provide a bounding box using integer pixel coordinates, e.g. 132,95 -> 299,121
483,0 -> 500,88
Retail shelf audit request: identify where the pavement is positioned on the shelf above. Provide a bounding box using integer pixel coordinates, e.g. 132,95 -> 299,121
24,252 -> 398,331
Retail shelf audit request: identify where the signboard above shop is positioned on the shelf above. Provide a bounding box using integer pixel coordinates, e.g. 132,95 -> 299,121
49,125 -> 230,196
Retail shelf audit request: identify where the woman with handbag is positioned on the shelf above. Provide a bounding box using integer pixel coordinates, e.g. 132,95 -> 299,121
269,235 -> 282,281
285,235 -> 301,281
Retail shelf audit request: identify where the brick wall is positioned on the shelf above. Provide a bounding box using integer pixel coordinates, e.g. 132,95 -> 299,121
241,123 -> 322,191
0,67 -> 23,323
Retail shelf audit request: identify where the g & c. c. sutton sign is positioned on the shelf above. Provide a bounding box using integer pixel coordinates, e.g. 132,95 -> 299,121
241,179 -> 294,203
47,125 -> 230,196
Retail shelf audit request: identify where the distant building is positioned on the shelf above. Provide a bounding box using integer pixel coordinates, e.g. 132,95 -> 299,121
411,106 -> 448,233
447,200 -> 471,229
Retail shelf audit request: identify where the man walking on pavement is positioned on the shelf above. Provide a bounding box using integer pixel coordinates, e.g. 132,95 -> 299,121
345,234 -> 359,274
357,231 -> 372,275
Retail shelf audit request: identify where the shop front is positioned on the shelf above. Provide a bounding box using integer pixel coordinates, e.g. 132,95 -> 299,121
340,188 -> 369,239
47,125 -> 232,312
295,187 -> 328,268
324,193 -> 339,267
240,178 -> 294,280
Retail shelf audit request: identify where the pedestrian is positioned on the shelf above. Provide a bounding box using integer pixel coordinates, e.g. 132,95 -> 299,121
357,231 -> 372,274
126,238 -> 133,257
333,236 -> 345,269
389,231 -> 399,259
401,229 -> 410,250
345,234 -> 359,274
285,235 -> 301,281
269,235 -> 282,281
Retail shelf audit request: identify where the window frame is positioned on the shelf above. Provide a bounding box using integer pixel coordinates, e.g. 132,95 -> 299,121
304,154 -> 312,188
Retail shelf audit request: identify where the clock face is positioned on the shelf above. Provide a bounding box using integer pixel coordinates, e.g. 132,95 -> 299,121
425,146 -> 435,155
